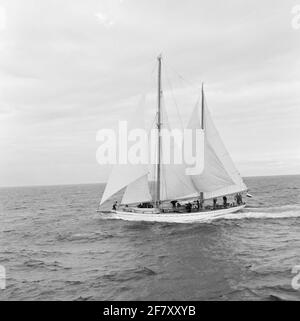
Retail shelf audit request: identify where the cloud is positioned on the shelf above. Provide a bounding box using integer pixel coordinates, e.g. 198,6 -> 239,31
95,0 -> 126,28
95,12 -> 115,28
0,0 -> 299,186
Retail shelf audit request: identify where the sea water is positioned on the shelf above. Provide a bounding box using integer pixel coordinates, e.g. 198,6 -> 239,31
0,175 -> 299,300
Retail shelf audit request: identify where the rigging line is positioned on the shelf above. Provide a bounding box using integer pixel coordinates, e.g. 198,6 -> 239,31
149,136 -> 157,201
139,60 -> 158,104
147,112 -> 157,134
150,60 -> 157,75
167,61 -> 202,92
162,168 -> 168,201
159,98 -> 197,199
146,100 -> 158,196
150,126 -> 158,201
164,64 -> 184,130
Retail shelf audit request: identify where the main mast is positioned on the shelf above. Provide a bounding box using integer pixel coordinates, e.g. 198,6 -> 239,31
156,55 -> 162,208
200,83 -> 204,203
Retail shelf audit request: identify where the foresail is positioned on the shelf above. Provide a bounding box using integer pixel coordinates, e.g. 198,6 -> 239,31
202,101 -> 247,199
100,164 -> 150,205
186,100 -> 234,193
121,174 -> 152,204
99,95 -> 150,205
186,97 -> 247,198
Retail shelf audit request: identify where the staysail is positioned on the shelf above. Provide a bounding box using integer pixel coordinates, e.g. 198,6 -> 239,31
186,95 -> 247,199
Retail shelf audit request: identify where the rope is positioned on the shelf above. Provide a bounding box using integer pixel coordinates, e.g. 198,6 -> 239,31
165,60 -> 202,91
164,64 -> 184,130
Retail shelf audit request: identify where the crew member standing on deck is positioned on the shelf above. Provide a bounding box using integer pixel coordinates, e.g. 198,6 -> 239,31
170,200 -> 177,208
112,201 -> 118,210
213,198 -> 217,209
223,196 -> 227,208
239,193 -> 243,204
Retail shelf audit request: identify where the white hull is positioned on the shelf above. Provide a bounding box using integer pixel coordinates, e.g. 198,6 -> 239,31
100,204 -> 246,223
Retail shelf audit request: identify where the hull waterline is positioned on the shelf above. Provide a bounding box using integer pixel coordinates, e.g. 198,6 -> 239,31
99,204 -> 246,223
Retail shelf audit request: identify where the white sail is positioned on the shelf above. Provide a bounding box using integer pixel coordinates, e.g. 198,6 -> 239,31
160,103 -> 199,201
99,96 -> 151,205
121,174 -> 152,204
187,96 -> 247,199
100,164 -> 150,205
202,100 -> 247,199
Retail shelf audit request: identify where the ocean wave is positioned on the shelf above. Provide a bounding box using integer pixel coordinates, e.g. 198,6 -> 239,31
221,210 -> 300,221
56,232 -> 114,243
22,259 -> 70,271
12,206 -> 28,210
245,204 -> 300,213
98,266 -> 157,283
74,296 -> 94,301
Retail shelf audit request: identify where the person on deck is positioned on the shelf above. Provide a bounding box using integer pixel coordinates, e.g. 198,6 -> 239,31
235,193 -> 242,205
213,198 -> 217,209
112,201 -> 118,210
239,193 -> 243,204
170,200 -> 177,208
223,196 -> 228,208
186,203 -> 192,213
234,194 -> 239,205
200,199 -> 204,209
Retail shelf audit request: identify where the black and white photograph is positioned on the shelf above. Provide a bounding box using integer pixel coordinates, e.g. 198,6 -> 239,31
0,0 -> 300,306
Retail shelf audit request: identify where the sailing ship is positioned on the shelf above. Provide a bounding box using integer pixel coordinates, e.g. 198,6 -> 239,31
98,56 -> 248,223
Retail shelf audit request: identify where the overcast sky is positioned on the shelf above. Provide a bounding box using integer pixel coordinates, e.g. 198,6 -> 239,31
0,0 -> 299,187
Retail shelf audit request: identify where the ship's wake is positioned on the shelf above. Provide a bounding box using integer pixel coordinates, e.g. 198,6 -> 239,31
221,204 -> 300,221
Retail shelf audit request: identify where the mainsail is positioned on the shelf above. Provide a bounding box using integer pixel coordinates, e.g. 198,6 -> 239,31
159,103 -> 199,201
